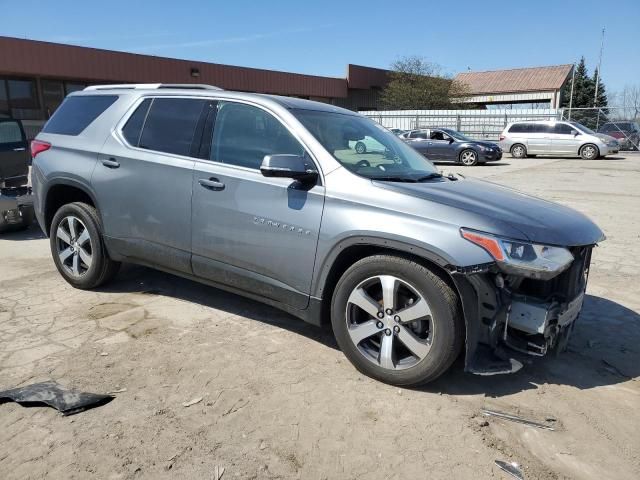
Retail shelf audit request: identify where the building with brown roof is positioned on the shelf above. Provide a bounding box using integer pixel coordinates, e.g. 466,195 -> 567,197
454,64 -> 574,109
0,36 -> 390,137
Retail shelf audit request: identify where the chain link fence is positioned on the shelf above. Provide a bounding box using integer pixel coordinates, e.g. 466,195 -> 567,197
562,107 -> 639,151
360,109 -> 561,141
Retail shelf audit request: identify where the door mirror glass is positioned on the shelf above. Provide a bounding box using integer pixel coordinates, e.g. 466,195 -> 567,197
260,154 -> 318,183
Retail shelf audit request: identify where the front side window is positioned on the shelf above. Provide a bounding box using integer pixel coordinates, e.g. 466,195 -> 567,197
553,123 -> 575,134
571,122 -> 595,135
293,109 -> 439,180
211,102 -> 304,169
138,98 -> 206,156
0,120 -> 24,145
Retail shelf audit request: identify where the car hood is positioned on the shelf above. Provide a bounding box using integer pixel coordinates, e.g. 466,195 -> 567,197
374,177 -> 604,246
468,140 -> 499,148
595,133 -> 617,143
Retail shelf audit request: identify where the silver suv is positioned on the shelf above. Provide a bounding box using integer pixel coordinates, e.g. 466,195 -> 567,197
32,84 -> 604,385
500,120 -> 619,159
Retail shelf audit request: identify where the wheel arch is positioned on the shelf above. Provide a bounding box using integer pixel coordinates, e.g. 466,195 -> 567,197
313,236 -> 460,320
43,179 -> 100,236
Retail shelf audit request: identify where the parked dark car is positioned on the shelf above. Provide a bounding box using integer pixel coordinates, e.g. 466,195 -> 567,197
400,128 -> 502,166
597,121 -> 639,151
0,118 -> 30,187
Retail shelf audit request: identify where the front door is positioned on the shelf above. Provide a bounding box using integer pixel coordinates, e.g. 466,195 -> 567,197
427,130 -> 455,161
191,101 -> 324,309
551,122 -> 582,155
93,97 -> 207,273
0,119 -> 29,185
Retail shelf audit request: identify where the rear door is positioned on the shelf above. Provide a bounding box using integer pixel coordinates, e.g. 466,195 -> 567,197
93,96 -> 207,274
526,123 -> 552,154
190,100 -> 324,309
0,119 -> 29,184
551,122 -> 581,154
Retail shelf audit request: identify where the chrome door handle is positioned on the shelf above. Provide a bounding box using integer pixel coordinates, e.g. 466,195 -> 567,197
199,178 -> 225,191
13,147 -> 26,151
101,158 -> 120,169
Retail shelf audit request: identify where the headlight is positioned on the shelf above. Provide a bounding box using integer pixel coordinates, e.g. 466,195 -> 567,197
460,228 -> 574,280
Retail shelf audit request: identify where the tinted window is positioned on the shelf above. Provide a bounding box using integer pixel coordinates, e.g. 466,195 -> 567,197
508,123 -> 528,133
410,131 -> 428,139
531,124 -> 550,133
0,121 -> 24,144
211,102 -> 304,169
122,99 -> 152,147
552,123 -> 575,134
7,79 -> 38,109
43,95 -> 118,135
0,81 -> 8,115
139,98 -> 206,156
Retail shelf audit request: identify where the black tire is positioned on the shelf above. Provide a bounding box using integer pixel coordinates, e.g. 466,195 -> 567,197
49,202 -> 120,289
355,141 -> 367,154
510,144 -> 527,159
459,149 -> 479,166
579,143 -> 599,160
331,255 -> 464,386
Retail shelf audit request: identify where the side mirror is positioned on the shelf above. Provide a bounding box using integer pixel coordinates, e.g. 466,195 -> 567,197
572,130 -> 580,136
448,137 -> 455,144
260,154 -> 318,183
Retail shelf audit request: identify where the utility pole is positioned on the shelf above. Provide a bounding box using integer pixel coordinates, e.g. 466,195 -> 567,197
568,64 -> 576,120
594,27 -> 605,107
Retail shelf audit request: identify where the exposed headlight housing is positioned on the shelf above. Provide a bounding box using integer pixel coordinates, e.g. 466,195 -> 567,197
460,228 -> 574,280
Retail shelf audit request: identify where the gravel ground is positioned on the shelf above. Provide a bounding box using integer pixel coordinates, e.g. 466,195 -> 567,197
1,154 -> 639,480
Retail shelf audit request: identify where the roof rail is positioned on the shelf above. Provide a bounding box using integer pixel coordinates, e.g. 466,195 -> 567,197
83,83 -> 223,91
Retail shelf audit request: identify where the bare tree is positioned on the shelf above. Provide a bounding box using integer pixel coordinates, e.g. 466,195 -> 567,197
611,85 -> 640,120
381,56 -> 469,110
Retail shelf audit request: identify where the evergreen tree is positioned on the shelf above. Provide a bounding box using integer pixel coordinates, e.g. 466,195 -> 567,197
562,57 -> 600,128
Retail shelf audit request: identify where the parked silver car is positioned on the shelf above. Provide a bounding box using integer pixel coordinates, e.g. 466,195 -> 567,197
32,84 -> 604,386
500,120 -> 619,159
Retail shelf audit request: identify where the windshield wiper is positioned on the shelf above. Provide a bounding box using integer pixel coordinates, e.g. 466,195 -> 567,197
371,176 -> 419,183
414,173 -> 443,181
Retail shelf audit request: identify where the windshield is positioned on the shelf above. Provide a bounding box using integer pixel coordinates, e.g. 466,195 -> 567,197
293,109 -> 438,180
571,122 -> 596,135
442,128 -> 472,141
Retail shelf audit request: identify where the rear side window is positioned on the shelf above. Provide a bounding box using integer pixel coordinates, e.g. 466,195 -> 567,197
122,98 -> 152,146
508,123 -> 528,133
138,98 -> 206,156
0,121 -> 24,145
42,95 -> 118,135
532,124 -> 550,133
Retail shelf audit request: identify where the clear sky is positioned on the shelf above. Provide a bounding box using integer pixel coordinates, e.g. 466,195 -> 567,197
2,0 -> 638,92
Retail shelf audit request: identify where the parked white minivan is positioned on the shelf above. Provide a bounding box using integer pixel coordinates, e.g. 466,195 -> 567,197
500,120 -> 619,159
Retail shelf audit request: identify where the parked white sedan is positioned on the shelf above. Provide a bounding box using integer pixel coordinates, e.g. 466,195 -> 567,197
349,135 -> 387,154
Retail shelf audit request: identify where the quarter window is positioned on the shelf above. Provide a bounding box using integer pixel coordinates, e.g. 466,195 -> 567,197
42,95 -> 119,136
138,98 -> 206,156
210,102 -> 304,169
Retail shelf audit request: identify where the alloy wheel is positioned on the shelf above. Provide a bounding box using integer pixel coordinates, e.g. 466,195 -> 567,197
345,275 -> 434,370
460,150 -> 477,165
511,145 -> 525,158
582,145 -> 596,159
56,215 -> 93,277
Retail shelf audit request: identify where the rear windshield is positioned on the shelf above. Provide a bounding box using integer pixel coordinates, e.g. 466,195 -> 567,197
42,95 -> 118,135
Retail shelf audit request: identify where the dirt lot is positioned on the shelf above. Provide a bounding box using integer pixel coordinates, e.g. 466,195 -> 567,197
1,154 -> 639,480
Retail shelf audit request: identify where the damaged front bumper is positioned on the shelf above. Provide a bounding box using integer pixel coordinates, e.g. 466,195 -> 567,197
452,245 -> 593,375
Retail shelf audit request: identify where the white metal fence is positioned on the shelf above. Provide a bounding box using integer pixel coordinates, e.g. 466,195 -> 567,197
360,109 -> 560,140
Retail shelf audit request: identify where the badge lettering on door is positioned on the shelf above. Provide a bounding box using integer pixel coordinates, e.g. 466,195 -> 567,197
253,216 -> 311,235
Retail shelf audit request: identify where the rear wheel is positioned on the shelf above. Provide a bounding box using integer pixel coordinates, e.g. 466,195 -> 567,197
50,202 -> 120,289
355,142 -> 367,154
580,144 -> 599,160
510,144 -> 527,158
459,149 -> 478,166
331,255 -> 463,386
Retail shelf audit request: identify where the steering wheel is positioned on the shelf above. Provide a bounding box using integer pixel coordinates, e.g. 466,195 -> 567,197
356,159 -> 371,168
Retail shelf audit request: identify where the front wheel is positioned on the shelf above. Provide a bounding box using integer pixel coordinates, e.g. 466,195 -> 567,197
50,202 -> 120,289
580,144 -> 599,160
355,142 -> 367,154
331,255 -> 463,386
459,149 -> 479,166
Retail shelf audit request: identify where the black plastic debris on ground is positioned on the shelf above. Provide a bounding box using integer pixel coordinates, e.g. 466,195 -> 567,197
0,381 -> 113,415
